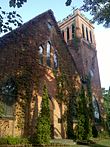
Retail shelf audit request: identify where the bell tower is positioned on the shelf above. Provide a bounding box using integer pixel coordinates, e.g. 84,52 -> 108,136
58,9 -> 104,125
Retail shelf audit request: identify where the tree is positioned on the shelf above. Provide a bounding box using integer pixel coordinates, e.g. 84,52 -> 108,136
102,87 -> 110,132
35,84 -> 51,144
0,0 -> 27,34
66,0 -> 110,27
76,85 -> 92,141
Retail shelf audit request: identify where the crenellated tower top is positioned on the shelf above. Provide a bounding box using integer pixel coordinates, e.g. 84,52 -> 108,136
58,9 -> 96,46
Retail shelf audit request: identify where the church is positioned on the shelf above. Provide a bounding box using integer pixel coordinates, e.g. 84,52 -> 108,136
0,9 -> 104,139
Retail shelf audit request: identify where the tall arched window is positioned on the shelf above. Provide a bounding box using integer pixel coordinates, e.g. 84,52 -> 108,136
72,24 -> 75,38
47,41 -> 51,67
54,49 -> 58,69
90,30 -> 93,43
67,27 -> 69,41
0,78 -> 17,118
92,96 -> 101,123
86,27 -> 89,41
39,45 -> 44,64
82,24 -> 85,38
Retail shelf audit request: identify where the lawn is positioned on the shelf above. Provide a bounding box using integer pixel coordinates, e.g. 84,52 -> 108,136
50,138 -> 110,147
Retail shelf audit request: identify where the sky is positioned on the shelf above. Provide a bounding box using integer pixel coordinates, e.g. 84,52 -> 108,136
0,0 -> 110,89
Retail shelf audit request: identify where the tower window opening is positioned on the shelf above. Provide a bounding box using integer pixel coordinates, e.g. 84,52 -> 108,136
62,30 -> 64,39
86,27 -> 89,41
82,24 -> 85,38
67,27 -> 69,41
72,24 -> 75,38
90,30 -> 93,43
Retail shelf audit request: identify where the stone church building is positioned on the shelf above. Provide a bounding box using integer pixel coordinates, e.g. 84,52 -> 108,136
0,9 -> 104,138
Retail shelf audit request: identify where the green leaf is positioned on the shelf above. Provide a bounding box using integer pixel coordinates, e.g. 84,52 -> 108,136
9,0 -> 16,8
65,0 -> 72,6
2,11 -> 6,15
16,14 -> 22,18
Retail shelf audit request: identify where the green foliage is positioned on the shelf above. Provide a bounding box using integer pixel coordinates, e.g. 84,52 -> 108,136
55,72 -> 68,103
9,0 -> 27,8
81,0 -> 110,27
0,102 -> 4,117
98,130 -> 109,139
65,0 -> 72,6
33,84 -> 51,144
0,0 -> 27,34
76,85 -> 92,141
65,0 -> 110,27
0,136 -> 29,145
0,7 -> 23,34
102,87 -> 110,133
66,91 -> 77,139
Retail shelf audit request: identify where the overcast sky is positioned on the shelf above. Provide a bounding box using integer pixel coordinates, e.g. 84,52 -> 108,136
0,0 -> 110,89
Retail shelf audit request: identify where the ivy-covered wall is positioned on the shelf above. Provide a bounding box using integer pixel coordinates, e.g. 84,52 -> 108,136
0,10 -> 80,139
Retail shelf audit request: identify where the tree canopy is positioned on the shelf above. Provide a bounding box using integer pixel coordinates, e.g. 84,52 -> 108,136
0,0 -> 110,34
102,87 -> 110,132
0,0 -> 27,34
66,0 -> 110,27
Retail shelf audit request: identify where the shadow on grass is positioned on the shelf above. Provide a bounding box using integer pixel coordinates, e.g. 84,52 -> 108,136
89,144 -> 109,147
77,140 -> 110,147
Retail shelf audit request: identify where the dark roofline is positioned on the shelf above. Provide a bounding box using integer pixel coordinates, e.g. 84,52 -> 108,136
0,9 -> 54,40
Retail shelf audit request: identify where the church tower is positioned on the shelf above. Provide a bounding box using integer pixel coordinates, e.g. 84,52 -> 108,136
58,9 -> 104,125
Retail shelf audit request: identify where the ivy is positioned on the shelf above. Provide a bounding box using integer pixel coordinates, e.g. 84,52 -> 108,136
55,72 -> 68,104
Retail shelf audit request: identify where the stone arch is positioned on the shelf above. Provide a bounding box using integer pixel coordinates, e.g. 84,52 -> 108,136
49,98 -> 64,139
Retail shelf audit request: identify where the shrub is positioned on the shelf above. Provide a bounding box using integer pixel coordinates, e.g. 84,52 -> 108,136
0,136 -> 29,145
31,84 -> 51,144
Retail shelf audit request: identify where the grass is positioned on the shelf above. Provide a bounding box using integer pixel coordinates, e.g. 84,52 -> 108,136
50,138 -> 110,147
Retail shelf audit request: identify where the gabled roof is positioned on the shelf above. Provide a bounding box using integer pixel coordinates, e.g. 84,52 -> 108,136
0,9 -> 79,75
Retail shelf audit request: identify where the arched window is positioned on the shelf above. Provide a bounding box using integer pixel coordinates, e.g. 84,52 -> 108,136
72,24 -> 75,38
0,78 -> 17,118
92,96 -> 101,123
47,22 -> 52,30
90,30 -> 93,43
86,27 -> 89,41
54,49 -> 58,69
39,45 -> 44,64
46,41 -> 51,67
82,24 -> 85,38
67,27 -> 69,41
